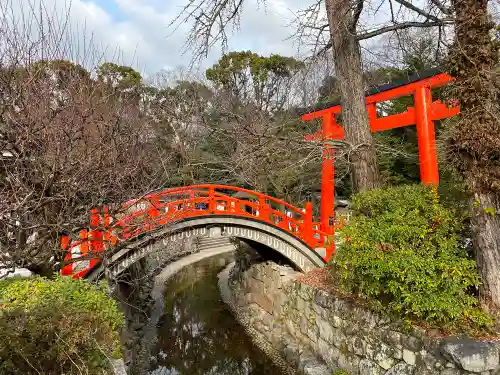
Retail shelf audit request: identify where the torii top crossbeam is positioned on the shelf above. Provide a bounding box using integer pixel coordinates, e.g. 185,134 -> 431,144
297,68 -> 460,242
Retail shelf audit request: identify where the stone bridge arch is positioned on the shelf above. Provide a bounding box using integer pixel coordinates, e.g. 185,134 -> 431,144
86,215 -> 326,281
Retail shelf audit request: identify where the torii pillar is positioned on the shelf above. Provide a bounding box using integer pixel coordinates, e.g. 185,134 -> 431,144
304,107 -> 344,260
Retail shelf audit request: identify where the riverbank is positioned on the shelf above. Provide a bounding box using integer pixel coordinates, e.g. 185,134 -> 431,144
218,262 -> 330,375
218,263 -> 298,375
118,247 -> 235,374
114,238 -> 236,375
148,253 -> 285,374
220,247 -> 500,375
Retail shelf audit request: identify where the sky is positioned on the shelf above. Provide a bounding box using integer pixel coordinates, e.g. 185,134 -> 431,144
3,0 -> 456,79
10,0 -> 310,77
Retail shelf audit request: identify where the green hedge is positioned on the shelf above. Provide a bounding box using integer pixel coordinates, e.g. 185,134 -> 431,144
0,276 -> 124,375
333,184 -> 493,330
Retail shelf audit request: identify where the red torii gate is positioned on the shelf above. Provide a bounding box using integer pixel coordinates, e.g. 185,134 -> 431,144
298,68 -> 460,243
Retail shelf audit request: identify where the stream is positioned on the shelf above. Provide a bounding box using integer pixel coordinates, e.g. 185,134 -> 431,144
148,253 -> 286,375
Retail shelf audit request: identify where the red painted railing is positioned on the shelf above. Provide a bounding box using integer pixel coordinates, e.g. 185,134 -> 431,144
61,185 -> 343,278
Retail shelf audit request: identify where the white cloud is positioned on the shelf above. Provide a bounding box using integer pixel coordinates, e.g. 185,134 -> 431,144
2,0 -> 303,76
3,0 -> 444,79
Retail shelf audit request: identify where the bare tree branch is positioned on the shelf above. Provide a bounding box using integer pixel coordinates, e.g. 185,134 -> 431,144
393,0 -> 442,21
357,20 -> 451,41
351,0 -> 365,32
429,0 -> 452,15
168,0 -> 246,61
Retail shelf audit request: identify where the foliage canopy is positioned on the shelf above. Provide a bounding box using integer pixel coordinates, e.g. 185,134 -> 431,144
333,185 -> 493,330
0,277 -> 123,375
206,51 -> 304,112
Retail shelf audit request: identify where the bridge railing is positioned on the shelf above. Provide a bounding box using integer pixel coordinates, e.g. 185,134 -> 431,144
61,185 -> 343,278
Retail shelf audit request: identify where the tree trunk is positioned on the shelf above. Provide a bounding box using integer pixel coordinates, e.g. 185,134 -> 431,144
447,0 -> 500,312
471,191 -> 500,312
324,0 -> 381,193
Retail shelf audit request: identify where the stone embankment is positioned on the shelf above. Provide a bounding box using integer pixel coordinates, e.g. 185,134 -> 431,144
221,247 -> 500,375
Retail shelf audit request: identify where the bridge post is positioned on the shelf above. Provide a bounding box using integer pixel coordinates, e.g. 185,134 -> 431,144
89,209 -> 104,254
148,198 -> 161,218
303,201 -> 314,246
259,196 -> 270,221
208,186 -> 216,213
414,85 -> 439,185
80,228 -> 89,260
60,232 -> 70,251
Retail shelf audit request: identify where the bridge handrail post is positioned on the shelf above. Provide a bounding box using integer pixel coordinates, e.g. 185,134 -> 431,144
101,205 -> 119,248
208,187 -> 216,213
60,232 -> 70,251
148,198 -> 161,220
303,202 -> 314,245
80,228 -> 89,255
89,208 -> 103,255
259,196 -> 270,221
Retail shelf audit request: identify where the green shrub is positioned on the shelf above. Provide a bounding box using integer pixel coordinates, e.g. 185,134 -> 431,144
333,184 -> 493,329
332,370 -> 350,375
0,276 -> 124,375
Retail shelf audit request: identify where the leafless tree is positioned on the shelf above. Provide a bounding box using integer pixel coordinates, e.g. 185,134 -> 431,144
0,0 -> 176,276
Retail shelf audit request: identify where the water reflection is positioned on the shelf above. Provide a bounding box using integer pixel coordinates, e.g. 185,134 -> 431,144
149,254 -> 284,375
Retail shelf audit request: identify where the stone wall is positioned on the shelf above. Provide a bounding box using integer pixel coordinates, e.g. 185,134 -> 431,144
225,248 -> 500,375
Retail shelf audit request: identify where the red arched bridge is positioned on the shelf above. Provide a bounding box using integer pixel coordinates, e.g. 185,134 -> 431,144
61,185 -> 342,279
60,69 -> 461,279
